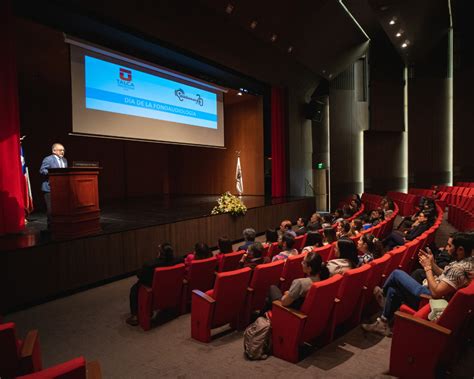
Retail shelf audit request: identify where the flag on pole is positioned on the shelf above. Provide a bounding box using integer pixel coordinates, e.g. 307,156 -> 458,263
236,154 -> 243,196
20,146 -> 34,215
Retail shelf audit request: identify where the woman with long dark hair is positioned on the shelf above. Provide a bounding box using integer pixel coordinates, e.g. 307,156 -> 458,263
327,237 -> 359,276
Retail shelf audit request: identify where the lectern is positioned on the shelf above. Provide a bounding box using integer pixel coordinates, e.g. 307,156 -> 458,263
48,167 -> 101,240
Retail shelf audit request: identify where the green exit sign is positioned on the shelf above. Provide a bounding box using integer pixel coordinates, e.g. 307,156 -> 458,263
316,162 -> 324,169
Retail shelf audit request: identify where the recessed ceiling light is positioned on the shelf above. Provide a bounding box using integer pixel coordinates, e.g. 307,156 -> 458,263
271,33 -> 278,42
250,20 -> 257,29
389,19 -> 396,25
225,3 -> 234,14
396,32 -> 402,38
237,92 -> 242,96
401,42 -> 408,48
287,46 -> 293,53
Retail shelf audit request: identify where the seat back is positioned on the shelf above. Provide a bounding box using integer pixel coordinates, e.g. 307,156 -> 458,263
438,281 -> 474,333
219,250 -> 245,272
293,234 -> 307,252
0,322 -> 20,378
384,246 -> 407,278
17,357 -> 86,379
400,239 -> 420,272
300,274 -> 343,341
249,260 -> 285,311
152,264 -> 185,310
313,244 -> 333,262
188,257 -> 218,296
365,254 -> 392,305
280,253 -> 305,292
267,242 -> 282,260
211,268 -> 252,327
334,264 -> 372,325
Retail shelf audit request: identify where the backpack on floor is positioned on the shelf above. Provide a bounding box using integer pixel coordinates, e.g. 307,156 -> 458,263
243,315 -> 272,360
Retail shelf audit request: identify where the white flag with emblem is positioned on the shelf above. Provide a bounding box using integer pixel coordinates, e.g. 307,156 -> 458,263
236,156 -> 243,195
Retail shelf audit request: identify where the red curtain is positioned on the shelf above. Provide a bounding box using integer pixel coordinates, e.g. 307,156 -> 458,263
271,87 -> 287,197
0,0 -> 25,235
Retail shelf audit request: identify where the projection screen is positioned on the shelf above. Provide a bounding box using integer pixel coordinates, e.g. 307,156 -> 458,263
68,40 -> 226,147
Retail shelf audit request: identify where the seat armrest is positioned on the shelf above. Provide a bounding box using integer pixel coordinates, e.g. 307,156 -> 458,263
86,360 -> 102,379
192,289 -> 215,304
20,329 -> 42,373
394,311 -> 451,335
272,300 -> 307,320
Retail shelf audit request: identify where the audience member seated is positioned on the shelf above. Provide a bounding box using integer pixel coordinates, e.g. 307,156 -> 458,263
381,197 -> 395,218
239,242 -> 264,269
368,209 -> 383,226
263,228 -> 278,247
351,219 -> 363,235
352,193 -> 362,208
333,209 -> 344,224
362,232 -> 473,336
327,237 -> 359,276
358,233 -> 384,265
410,242 -> 453,284
272,233 -> 298,262
263,251 -> 330,312
384,210 -> 434,250
337,220 -> 355,239
302,232 -> 324,253
321,214 -> 333,228
278,219 -> 296,240
343,204 -> 355,218
215,236 -> 234,268
295,217 -> 308,236
308,213 -> 323,230
126,243 -> 182,326
184,242 -> 213,276
323,227 -> 337,245
237,228 -> 256,251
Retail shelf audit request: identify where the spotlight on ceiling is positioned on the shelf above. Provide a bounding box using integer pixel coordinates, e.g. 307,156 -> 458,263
270,33 -> 278,42
401,42 -> 408,48
250,20 -> 257,29
237,92 -> 242,96
287,46 -> 293,53
225,3 -> 234,14
389,19 -> 396,25
396,32 -> 402,38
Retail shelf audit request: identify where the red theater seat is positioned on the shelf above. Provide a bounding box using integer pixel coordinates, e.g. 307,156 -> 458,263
313,244 -> 333,262
293,234 -> 307,252
242,260 -> 285,325
327,264 -> 372,341
0,322 -> 42,378
390,281 -> 474,379
17,357 -> 102,379
271,274 -> 343,363
138,263 -> 185,331
184,256 -> 218,305
382,246 -> 406,284
218,250 -> 245,272
191,267 -> 252,342
279,253 -> 306,292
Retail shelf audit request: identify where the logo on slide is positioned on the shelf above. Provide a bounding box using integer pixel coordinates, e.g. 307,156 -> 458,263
174,88 -> 204,106
117,68 -> 135,90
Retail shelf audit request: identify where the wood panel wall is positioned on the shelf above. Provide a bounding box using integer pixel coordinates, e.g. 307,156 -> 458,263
0,197 -> 314,313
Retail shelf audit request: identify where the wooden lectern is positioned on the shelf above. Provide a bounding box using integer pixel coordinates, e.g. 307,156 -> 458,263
48,167 -> 101,240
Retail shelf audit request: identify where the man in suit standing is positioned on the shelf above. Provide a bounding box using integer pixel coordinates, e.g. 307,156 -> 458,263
39,143 -> 67,224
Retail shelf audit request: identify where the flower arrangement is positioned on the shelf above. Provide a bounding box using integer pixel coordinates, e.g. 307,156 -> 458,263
211,191 -> 247,216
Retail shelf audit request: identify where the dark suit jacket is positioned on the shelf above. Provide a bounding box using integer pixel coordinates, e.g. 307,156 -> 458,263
406,222 -> 430,241
295,227 -> 307,236
39,154 -> 68,192
137,257 -> 183,287
237,240 -> 254,252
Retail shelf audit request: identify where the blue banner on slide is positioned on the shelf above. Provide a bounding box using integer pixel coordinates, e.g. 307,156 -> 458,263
84,55 -> 218,129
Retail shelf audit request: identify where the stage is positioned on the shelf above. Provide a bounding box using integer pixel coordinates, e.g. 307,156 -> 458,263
0,195 -> 314,313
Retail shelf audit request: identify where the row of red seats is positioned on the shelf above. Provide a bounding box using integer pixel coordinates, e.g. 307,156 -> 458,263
389,202 -> 474,378
387,191 -> 419,216
139,196 -> 398,332
0,322 -> 101,378
361,193 -> 383,212
448,195 -> 474,231
273,204 -> 444,364
455,182 -> 474,188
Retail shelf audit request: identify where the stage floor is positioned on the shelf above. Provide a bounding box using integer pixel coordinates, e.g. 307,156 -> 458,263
0,195 -> 310,252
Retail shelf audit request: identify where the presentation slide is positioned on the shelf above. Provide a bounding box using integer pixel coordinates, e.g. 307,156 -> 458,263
69,44 -> 225,147
85,56 -> 218,129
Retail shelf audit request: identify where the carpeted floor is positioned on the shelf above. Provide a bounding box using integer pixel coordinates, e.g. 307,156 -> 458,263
4,213 -> 472,378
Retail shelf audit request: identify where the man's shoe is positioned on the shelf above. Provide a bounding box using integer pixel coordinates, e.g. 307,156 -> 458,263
126,315 -> 139,326
361,317 -> 392,336
373,286 -> 386,308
